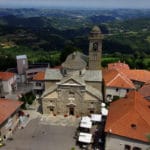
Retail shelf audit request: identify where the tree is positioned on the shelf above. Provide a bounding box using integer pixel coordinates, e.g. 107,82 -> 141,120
60,44 -> 81,63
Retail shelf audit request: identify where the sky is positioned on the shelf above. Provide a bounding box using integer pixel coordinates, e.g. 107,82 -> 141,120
0,0 -> 150,9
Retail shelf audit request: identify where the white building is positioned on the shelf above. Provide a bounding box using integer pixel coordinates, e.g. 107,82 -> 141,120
103,69 -> 135,102
0,72 -> 17,96
105,91 -> 150,150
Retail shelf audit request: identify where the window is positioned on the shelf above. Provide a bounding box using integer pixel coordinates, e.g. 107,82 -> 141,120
131,124 -> 137,129
126,89 -> 129,92
124,145 -> 131,150
93,42 -> 98,51
79,71 -> 82,76
36,82 -> 42,86
116,88 -> 119,92
50,107 -> 54,112
133,147 -> 141,150
89,102 -> 94,109
69,91 -> 74,96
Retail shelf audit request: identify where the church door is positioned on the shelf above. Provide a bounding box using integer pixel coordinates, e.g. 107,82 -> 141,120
69,107 -> 74,115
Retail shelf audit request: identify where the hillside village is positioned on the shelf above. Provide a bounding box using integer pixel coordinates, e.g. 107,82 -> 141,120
0,26 -> 150,150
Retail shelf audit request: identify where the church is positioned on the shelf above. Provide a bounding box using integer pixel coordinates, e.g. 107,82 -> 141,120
41,26 -> 103,116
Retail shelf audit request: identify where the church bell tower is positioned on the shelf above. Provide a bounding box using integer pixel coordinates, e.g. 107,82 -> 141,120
88,26 -> 103,70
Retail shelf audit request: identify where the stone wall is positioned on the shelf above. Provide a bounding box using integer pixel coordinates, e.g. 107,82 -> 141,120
0,110 -> 19,140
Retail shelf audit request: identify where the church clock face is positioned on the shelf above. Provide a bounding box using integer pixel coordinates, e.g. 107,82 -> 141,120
93,42 -> 98,51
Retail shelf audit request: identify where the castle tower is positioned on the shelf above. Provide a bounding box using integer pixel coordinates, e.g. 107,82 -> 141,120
88,26 -> 103,70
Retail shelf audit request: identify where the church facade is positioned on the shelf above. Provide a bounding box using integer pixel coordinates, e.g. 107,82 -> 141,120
41,26 -> 103,116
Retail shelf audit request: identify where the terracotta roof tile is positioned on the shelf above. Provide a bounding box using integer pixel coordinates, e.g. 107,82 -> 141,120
103,70 -> 135,89
33,72 -> 45,81
120,69 -> 150,83
105,91 -> 150,143
0,72 -> 15,81
107,62 -> 150,83
0,99 -> 23,125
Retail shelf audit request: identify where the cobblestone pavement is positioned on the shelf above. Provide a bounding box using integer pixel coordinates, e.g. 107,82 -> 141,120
40,114 -> 81,127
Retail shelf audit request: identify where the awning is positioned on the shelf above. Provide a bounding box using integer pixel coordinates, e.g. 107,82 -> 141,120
81,116 -> 91,123
101,108 -> 108,116
80,121 -> 92,129
78,132 -> 92,143
91,114 -> 102,122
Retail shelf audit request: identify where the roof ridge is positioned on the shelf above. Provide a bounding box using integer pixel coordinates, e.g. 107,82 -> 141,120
118,73 -> 135,88
107,73 -> 120,86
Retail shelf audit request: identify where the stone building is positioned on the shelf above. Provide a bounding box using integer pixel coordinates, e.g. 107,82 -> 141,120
41,26 -> 103,116
88,26 -> 103,70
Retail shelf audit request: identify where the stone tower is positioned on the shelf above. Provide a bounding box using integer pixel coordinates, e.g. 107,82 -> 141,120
88,26 -> 103,70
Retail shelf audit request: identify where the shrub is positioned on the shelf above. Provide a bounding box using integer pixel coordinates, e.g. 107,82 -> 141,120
19,92 -> 36,109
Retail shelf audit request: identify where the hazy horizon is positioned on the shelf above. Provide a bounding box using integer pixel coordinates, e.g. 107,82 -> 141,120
0,0 -> 150,9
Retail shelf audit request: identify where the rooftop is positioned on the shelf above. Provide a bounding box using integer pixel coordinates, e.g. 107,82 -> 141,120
91,26 -> 101,33
62,52 -> 87,70
0,72 -> 15,81
0,99 -> 23,125
121,69 -> 150,83
33,71 -> 45,81
16,55 -> 27,60
103,69 -> 135,89
107,61 -> 150,83
105,91 -> 150,143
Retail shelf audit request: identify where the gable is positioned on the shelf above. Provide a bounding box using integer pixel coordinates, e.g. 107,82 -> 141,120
60,78 -> 84,86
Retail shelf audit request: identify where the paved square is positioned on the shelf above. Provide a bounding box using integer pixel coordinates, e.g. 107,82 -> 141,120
1,118 -> 80,150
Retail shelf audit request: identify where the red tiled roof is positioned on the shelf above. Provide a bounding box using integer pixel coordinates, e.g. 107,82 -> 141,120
107,62 -> 150,83
105,91 -> 150,143
103,70 -> 135,89
119,69 -> 150,83
33,72 -> 45,81
0,72 -> 15,81
139,81 -> 150,98
0,99 -> 23,125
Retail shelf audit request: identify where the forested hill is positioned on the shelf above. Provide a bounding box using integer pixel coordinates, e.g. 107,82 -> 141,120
0,9 -> 150,70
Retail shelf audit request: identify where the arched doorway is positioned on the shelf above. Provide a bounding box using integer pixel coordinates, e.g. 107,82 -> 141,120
69,107 -> 75,115
67,103 -> 76,116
